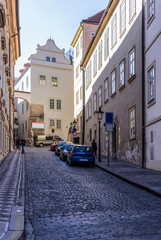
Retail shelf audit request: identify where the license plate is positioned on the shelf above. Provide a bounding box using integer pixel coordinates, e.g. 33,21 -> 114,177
81,159 -> 88,161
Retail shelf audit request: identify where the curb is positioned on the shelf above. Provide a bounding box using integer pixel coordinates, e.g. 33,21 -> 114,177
95,163 -> 161,199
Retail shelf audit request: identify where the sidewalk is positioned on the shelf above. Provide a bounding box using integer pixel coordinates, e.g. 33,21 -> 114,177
0,149 -> 25,240
95,157 -> 161,198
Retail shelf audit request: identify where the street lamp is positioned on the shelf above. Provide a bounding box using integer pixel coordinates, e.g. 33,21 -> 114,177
96,107 -> 104,162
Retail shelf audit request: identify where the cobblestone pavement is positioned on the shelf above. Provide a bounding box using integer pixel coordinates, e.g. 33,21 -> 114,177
25,147 -> 161,240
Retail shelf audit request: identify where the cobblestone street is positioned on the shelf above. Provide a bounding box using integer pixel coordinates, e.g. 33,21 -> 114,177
25,147 -> 161,240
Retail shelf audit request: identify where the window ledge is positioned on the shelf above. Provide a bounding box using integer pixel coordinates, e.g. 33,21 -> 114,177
111,92 -> 116,98
128,74 -> 135,83
147,15 -> 155,29
119,84 -> 125,92
98,63 -> 102,70
120,28 -> 126,39
104,99 -> 109,104
104,53 -> 109,61
129,136 -> 136,141
147,99 -> 156,108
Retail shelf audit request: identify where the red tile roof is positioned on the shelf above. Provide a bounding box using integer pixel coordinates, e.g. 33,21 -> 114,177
24,62 -> 30,68
84,9 -> 105,23
19,69 -> 25,73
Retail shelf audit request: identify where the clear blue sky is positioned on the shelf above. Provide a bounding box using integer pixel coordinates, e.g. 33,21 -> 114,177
15,0 -> 109,77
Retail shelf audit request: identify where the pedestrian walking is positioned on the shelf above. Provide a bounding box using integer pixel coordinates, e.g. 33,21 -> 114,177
21,137 -> 26,153
92,139 -> 97,157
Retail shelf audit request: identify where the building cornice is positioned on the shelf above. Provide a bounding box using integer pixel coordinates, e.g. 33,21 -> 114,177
71,24 -> 83,47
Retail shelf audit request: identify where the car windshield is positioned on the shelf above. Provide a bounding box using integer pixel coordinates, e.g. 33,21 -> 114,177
74,146 -> 92,152
65,144 -> 72,150
59,142 -> 66,146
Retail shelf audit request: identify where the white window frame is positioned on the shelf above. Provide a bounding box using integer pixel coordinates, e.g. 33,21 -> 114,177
93,50 -> 97,76
120,0 -> 126,35
104,78 -> 109,102
129,106 -> 136,139
111,69 -> 116,95
57,100 -> 61,110
40,75 -> 46,85
50,119 -> 54,128
129,47 -> 135,79
93,93 -> 97,113
51,77 -> 58,87
129,0 -> 136,21
98,41 -> 102,68
50,99 -> 54,109
98,86 -> 102,107
120,59 -> 125,88
148,0 -> 155,22
104,28 -> 109,59
89,99 -> 92,118
111,14 -> 117,47
76,43 -> 79,58
56,120 -> 61,129
148,64 -> 155,103
86,103 -> 89,120
76,90 -> 79,105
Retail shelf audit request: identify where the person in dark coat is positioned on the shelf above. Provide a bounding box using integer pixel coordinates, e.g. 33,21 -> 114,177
21,138 -> 26,153
92,139 -> 97,157
16,137 -> 20,149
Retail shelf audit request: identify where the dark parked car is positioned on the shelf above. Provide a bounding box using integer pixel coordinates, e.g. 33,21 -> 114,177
60,143 -> 73,161
55,141 -> 67,156
67,145 -> 95,167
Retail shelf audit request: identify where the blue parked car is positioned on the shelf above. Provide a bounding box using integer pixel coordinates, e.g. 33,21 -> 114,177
67,145 -> 95,167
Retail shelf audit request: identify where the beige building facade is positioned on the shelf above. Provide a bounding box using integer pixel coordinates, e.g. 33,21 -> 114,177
144,0 -> 161,171
81,0 -> 143,165
14,39 -> 74,142
0,0 -> 20,162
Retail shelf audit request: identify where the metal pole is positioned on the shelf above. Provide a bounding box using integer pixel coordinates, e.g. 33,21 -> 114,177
108,131 -> 110,166
98,120 -> 101,162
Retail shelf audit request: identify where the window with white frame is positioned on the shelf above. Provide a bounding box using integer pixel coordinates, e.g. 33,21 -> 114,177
26,102 -> 29,111
80,86 -> 83,100
40,75 -> 45,85
129,0 -> 136,21
76,43 -> 79,57
120,0 -> 126,35
93,93 -> 97,112
22,103 -> 24,114
86,103 -> 89,120
76,90 -> 79,105
50,119 -> 54,127
26,76 -> 29,89
111,69 -> 116,95
22,82 -> 24,91
76,65 -> 79,78
57,120 -> 61,129
104,28 -> 109,59
98,86 -> 102,107
120,60 -> 125,88
50,99 -> 54,109
148,0 -> 154,22
129,106 -> 136,138
98,41 -> 102,68
148,65 -> 155,102
86,61 -> 92,88
129,48 -> 135,79
57,100 -> 61,110
104,78 -> 109,102
89,99 -> 92,118
51,77 -> 57,87
80,35 -> 83,48
93,50 -> 97,76
111,14 -> 117,47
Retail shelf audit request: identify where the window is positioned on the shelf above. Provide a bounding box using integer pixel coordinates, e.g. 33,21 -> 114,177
22,123 -> 24,134
57,100 -> 61,110
26,76 -> 29,89
129,106 -> 135,138
93,50 -> 97,76
80,35 -> 83,48
22,82 -> 24,91
129,0 -> 136,21
50,119 -> 54,127
148,65 -> 155,102
98,41 -> 102,68
89,128 -> 92,141
104,28 -> 109,59
98,86 -> 102,107
40,75 -> 45,85
76,90 -> 79,105
86,61 -> 92,88
89,99 -> 92,118
50,99 -> 54,109
120,60 -> 125,88
93,93 -> 97,112
76,65 -> 79,78
52,57 -> 56,62
120,0 -> 126,35
25,121 -> 27,131
111,69 -> 116,95
51,77 -> 58,87
104,78 -> 109,102
57,120 -> 61,129
151,131 -> 153,143
111,14 -> 117,47
129,48 -> 135,79
80,86 -> 83,100
148,0 -> 155,23
26,102 -> 29,111
76,43 -> 79,57
22,103 -> 24,114
46,56 -> 50,61
94,124 -> 97,139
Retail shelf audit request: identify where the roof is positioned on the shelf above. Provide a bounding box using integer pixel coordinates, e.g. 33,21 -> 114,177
83,9 -> 105,23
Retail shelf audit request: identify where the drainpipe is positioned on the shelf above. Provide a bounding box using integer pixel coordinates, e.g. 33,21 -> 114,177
142,0 -> 145,168
82,69 -> 85,145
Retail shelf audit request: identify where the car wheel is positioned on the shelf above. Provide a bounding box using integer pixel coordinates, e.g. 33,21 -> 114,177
39,143 -> 43,147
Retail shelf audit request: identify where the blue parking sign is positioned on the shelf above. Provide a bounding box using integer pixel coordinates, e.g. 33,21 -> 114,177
105,112 -> 113,124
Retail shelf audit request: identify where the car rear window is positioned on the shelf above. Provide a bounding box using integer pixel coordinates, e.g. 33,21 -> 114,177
74,146 -> 92,152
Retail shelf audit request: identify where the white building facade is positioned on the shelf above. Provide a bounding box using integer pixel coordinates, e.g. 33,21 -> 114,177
145,0 -> 161,171
14,39 -> 74,141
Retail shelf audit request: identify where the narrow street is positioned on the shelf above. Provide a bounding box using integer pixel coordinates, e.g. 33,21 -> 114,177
24,147 -> 161,240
